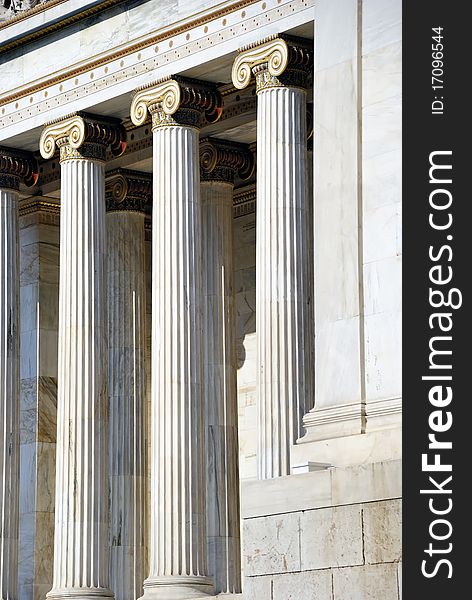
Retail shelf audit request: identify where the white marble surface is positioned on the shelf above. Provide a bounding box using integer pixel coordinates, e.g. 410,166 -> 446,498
202,180 -> 241,594
362,0 -> 402,430
300,505 -> 363,570
362,499 -> 402,564
303,3 -> 363,439
144,122 -> 212,599
233,215 -> 257,481
0,186 -> 20,600
18,211 -> 60,600
243,512 -> 301,576
107,211 -> 148,600
271,570 -> 332,600
255,83 -> 312,479
50,156 -> 112,597
332,563 -> 399,600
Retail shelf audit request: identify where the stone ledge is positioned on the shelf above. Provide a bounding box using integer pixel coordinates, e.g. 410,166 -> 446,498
241,459 -> 402,519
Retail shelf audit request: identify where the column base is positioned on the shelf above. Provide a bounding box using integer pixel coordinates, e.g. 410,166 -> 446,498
140,576 -> 214,600
299,401 -> 365,443
47,588 -> 114,600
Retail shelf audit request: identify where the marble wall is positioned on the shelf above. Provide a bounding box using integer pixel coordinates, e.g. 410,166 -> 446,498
18,204 -> 59,600
241,460 -> 402,600
233,212 -> 257,481
362,0 -> 402,430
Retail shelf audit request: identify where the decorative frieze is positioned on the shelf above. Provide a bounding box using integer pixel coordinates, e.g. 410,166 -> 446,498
105,168 -> 152,213
131,76 -> 222,130
39,113 -> 126,162
232,34 -> 313,92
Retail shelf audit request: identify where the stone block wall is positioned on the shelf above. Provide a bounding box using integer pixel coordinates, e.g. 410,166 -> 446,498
241,461 -> 402,600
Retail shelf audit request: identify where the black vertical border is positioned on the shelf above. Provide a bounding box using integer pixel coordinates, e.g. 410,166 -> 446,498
403,2 -> 467,598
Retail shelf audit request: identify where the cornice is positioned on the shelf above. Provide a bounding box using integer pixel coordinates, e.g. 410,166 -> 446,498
19,197 -> 61,217
0,0 -> 314,137
0,0 -> 128,53
0,0 -> 256,102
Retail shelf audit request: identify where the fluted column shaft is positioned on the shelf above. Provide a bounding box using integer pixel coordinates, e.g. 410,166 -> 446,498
146,124 -> 211,600
51,156 -> 111,595
130,76 -> 222,600
107,207 -> 147,600
232,36 -> 313,479
0,186 -> 20,600
201,180 -> 241,595
40,114 -> 126,600
0,148 -> 37,600
256,84 -> 311,479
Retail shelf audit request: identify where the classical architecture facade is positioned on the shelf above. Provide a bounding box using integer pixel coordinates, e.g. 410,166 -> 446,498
0,1 -> 402,599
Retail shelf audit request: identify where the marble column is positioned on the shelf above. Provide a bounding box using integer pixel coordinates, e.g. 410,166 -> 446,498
39,114 -> 126,600
199,138 -> 253,594
233,36 -> 314,479
105,169 -> 151,600
0,147 -> 37,600
131,76 -> 222,600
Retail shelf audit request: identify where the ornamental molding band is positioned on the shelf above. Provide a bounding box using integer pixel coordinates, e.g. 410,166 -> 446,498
130,76 -> 222,130
39,112 -> 127,162
232,34 -> 313,92
105,168 -> 152,213
200,137 -> 254,184
0,145 -> 38,190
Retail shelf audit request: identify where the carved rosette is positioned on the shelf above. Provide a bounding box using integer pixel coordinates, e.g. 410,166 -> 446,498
232,35 -> 313,93
105,168 -> 152,213
130,75 -> 222,130
200,137 -> 254,184
0,146 -> 38,191
39,113 -> 127,163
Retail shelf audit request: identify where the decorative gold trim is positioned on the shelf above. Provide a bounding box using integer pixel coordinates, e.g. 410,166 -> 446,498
40,112 -> 126,162
0,0 -> 257,102
233,186 -> 256,217
232,34 -> 313,91
0,0 -> 68,30
131,76 -> 222,130
0,0 -> 128,51
19,198 -> 61,217
233,36 -> 289,89
131,79 -> 181,127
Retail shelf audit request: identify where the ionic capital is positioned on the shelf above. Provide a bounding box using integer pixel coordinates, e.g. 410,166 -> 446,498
39,113 -> 127,163
232,35 -> 313,92
0,146 -> 38,191
200,137 -> 254,184
130,76 -> 222,130
105,168 -> 152,214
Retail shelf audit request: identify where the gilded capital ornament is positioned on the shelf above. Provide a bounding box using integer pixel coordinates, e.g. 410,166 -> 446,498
232,35 -> 313,92
105,168 -> 152,213
39,113 -> 127,162
200,137 -> 254,184
0,146 -> 38,191
130,75 -> 222,130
